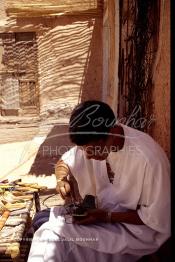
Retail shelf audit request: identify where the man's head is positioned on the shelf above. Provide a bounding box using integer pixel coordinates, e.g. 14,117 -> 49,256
69,100 -> 116,160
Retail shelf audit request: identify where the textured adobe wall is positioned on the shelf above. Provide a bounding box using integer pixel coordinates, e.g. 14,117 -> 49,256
0,2 -> 103,120
37,16 -> 102,118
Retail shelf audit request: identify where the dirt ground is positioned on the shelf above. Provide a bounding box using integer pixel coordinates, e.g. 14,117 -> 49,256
0,118 -> 71,189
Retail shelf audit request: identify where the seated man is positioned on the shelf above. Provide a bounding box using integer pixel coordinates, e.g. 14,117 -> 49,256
28,100 -> 170,262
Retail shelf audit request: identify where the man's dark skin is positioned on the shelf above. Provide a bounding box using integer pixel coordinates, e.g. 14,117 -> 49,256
56,124 -> 144,225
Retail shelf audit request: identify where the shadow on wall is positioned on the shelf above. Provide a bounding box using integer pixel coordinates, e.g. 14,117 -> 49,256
29,124 -> 73,176
78,16 -> 103,103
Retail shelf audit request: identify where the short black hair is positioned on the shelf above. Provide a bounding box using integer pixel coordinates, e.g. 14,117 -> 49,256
69,100 -> 116,145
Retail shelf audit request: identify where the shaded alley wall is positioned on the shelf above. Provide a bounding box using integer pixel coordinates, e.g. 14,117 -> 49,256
117,0 -> 170,159
150,0 -> 170,158
102,0 -> 119,116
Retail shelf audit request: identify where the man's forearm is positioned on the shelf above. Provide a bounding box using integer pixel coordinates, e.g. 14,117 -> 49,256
55,160 -> 72,198
110,210 -> 144,225
55,160 -> 69,181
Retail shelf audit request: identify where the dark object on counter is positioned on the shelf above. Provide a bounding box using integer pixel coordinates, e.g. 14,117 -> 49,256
72,194 -> 96,217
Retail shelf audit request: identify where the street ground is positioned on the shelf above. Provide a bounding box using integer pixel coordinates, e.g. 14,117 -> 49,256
0,117 -> 70,190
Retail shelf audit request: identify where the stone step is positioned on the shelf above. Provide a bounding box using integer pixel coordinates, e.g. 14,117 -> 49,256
20,107 -> 39,116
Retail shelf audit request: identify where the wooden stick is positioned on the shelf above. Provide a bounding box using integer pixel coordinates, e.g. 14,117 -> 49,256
16,182 -> 47,190
14,186 -> 38,192
0,210 -> 10,231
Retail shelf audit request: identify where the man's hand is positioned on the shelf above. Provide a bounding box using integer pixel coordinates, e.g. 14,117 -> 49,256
72,208 -> 145,225
56,180 -> 71,199
73,209 -> 108,225
55,160 -> 71,199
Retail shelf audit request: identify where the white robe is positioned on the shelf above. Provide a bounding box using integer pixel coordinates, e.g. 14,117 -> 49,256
28,125 -> 170,262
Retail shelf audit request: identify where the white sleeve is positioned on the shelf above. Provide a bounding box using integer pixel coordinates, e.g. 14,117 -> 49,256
60,146 -> 77,170
137,158 -> 170,235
